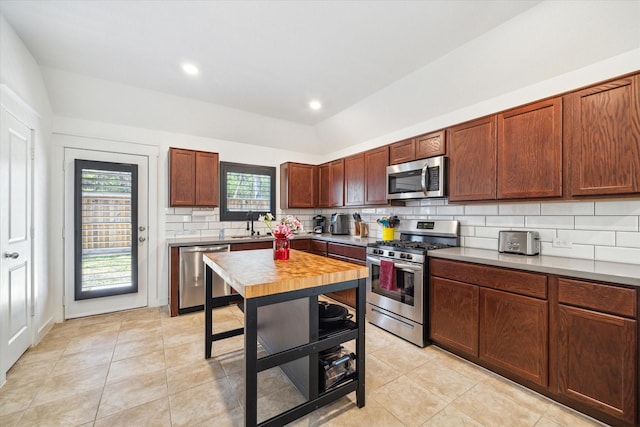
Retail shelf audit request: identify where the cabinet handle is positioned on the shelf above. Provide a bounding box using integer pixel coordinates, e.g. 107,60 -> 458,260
4,252 -> 19,259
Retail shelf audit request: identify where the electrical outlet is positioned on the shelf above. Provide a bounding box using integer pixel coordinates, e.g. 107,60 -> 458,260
552,238 -> 572,248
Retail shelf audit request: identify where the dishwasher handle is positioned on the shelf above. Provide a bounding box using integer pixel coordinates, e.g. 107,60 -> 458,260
180,245 -> 230,255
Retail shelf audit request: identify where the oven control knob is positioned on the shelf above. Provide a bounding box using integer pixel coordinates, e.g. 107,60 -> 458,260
406,254 -> 412,260
388,251 -> 395,257
399,253 -> 406,259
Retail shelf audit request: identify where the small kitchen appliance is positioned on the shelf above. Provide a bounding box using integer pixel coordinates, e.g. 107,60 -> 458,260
498,230 -> 540,255
330,213 -> 349,235
313,215 -> 327,234
366,219 -> 459,347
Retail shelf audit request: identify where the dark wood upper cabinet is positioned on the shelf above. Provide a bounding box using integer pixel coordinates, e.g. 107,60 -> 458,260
447,116 -> 497,202
169,147 -> 219,207
415,130 -> 446,159
389,138 -> 415,165
280,162 -> 317,208
317,163 -> 331,207
497,98 -> 563,199
389,130 -> 445,165
565,74 -> 640,196
318,159 -> 344,208
364,145 -> 389,205
344,153 -> 365,206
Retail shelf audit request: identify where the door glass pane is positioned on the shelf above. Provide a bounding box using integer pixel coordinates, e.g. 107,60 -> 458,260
74,160 -> 138,300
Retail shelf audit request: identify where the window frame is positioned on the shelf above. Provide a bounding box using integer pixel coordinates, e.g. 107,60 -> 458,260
219,161 -> 276,221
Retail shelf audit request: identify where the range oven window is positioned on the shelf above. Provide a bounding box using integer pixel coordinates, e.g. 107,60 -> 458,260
369,263 -> 415,306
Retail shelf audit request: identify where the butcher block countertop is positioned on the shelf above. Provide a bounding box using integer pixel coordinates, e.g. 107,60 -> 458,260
204,249 -> 368,298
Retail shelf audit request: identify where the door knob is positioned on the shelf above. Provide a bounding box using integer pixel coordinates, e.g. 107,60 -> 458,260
139,226 -> 146,231
139,236 -> 146,242
4,252 -> 19,259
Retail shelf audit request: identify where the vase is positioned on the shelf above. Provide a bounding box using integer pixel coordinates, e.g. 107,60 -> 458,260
382,227 -> 394,241
273,233 -> 290,260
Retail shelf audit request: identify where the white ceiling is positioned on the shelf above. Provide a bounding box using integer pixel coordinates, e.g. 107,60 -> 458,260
0,0 -> 541,126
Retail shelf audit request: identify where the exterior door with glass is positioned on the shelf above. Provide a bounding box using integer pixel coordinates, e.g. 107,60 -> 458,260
64,148 -> 148,319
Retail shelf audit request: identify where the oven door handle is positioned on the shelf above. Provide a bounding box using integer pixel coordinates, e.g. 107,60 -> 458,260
367,256 -> 422,272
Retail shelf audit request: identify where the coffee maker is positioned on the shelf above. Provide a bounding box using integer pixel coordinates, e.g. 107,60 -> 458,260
313,215 -> 326,234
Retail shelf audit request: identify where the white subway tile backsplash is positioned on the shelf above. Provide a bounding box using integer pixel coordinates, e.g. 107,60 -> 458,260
575,216 -> 638,231
499,203 -> 540,215
183,222 -> 209,231
525,216 -> 574,229
173,208 -> 193,215
540,201 -> 594,216
595,246 -> 640,264
413,206 -> 438,215
437,205 -> 465,215
460,226 -> 475,237
557,229 -> 616,246
464,237 -> 498,251
475,227 -> 504,239
464,204 -> 498,215
617,232 -> 640,248
454,216 -> 485,226
595,200 -> 640,215
165,223 -> 184,231
540,242 -> 594,260
166,215 -> 192,223
486,216 -> 525,227
419,199 -> 446,206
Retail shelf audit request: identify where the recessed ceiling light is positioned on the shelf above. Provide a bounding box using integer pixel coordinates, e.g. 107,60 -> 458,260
309,100 -> 322,110
182,63 -> 199,75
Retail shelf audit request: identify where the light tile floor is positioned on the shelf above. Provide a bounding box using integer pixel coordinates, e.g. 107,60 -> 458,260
0,304 -> 608,426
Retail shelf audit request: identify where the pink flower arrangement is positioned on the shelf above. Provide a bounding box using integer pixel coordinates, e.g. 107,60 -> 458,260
259,213 -> 302,238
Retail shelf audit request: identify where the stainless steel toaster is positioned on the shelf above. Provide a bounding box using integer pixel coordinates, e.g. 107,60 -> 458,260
498,230 -> 540,255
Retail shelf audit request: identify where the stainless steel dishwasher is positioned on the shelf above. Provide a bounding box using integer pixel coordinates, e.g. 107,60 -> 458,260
179,245 -> 230,313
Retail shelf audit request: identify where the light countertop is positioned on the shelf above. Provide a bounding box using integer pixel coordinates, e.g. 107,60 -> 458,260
429,247 -> 640,287
167,233 -> 376,248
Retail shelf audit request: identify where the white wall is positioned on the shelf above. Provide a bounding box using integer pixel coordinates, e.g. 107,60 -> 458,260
318,0 -> 640,157
50,116 -> 325,309
0,15 -> 54,346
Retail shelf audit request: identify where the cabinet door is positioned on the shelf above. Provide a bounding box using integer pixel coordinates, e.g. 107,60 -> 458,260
430,277 -> 479,357
565,75 -> 640,196
330,159 -> 344,207
344,153 -> 365,206
447,116 -> 497,202
317,163 -> 330,207
389,138 -> 415,165
365,146 -> 389,205
497,98 -> 562,199
169,148 -> 196,206
195,151 -> 219,206
283,162 -> 316,208
415,130 -> 445,159
557,305 -> 637,423
479,288 -> 548,386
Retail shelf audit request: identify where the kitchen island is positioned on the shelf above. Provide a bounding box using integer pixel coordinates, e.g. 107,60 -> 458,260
203,249 -> 368,427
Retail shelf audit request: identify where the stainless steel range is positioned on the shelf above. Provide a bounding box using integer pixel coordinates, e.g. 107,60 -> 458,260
366,219 -> 459,347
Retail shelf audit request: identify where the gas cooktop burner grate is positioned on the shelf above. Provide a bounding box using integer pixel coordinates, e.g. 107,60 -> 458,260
369,240 -> 453,252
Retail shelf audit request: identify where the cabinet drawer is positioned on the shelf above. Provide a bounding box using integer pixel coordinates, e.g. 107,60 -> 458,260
557,278 -> 636,318
290,239 -> 310,251
430,258 -> 547,299
310,239 -> 327,255
327,242 -> 366,261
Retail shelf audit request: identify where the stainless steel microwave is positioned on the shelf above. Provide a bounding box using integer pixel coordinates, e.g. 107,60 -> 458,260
386,156 -> 446,200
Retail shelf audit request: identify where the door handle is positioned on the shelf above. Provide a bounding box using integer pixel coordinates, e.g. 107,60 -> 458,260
139,226 -> 146,232
4,252 -> 19,259
139,236 -> 146,242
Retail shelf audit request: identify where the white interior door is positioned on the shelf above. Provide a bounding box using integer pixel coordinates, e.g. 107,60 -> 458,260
0,108 -> 33,374
64,148 -> 149,319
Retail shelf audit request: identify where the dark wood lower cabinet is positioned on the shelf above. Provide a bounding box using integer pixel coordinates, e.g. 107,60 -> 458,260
430,258 -> 639,427
557,304 -> 637,424
479,288 -> 548,386
430,277 -> 479,357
